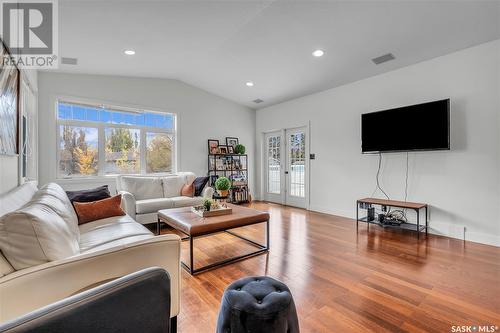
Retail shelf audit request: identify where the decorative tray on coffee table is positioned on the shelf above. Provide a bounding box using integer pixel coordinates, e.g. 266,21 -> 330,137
191,206 -> 232,217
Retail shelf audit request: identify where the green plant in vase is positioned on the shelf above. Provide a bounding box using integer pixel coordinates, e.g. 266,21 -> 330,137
215,176 -> 231,197
234,144 -> 245,154
203,199 -> 213,211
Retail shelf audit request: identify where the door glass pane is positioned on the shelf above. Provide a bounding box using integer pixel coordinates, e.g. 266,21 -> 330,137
59,125 -> 98,177
146,132 -> 173,173
104,128 -> 140,174
267,135 -> 281,194
289,132 -> 305,197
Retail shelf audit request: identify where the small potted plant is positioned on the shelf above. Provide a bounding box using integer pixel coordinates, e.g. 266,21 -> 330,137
234,144 -> 246,154
215,176 -> 231,197
203,198 -> 213,211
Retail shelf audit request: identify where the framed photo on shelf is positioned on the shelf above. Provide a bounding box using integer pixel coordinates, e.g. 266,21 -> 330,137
219,145 -> 228,155
208,139 -> 219,154
228,146 -> 234,154
226,137 -> 239,149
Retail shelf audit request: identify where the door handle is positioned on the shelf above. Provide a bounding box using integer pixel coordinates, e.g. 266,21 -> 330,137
285,171 -> 289,174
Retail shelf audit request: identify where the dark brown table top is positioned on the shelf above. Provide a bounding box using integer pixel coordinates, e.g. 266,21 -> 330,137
358,197 -> 427,209
158,204 -> 270,237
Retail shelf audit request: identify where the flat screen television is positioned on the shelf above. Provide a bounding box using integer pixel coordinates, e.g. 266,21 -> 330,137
361,99 -> 450,153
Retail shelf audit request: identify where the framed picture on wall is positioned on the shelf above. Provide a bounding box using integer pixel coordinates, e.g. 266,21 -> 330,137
0,41 -> 20,156
208,139 -> 219,154
228,146 -> 234,154
226,137 -> 239,149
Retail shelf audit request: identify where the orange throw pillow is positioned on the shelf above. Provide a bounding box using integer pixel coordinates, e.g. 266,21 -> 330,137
73,195 -> 126,225
181,182 -> 195,197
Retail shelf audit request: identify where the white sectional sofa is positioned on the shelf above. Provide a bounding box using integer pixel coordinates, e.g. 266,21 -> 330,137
117,172 -> 214,225
0,182 -> 181,326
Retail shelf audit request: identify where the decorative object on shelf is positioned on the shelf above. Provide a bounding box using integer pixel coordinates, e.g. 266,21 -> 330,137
225,137 -> 239,149
227,146 -> 234,154
215,176 -> 231,197
208,139 -> 219,155
218,145 -> 228,155
234,144 -> 245,155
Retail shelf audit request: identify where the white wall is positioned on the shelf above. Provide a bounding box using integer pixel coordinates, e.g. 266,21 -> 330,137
256,40 -> 500,246
37,72 -> 255,193
0,69 -> 38,195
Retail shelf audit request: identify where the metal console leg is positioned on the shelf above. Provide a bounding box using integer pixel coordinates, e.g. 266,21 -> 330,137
416,208 -> 420,239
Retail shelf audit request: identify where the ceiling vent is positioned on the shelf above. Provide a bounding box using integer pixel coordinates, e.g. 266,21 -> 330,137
61,57 -> 78,65
253,99 -> 264,104
371,53 -> 395,65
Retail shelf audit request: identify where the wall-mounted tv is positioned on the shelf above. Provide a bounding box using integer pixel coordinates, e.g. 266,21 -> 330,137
361,99 -> 450,153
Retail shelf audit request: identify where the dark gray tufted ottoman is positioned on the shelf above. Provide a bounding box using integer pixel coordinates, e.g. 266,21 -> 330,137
216,276 -> 300,333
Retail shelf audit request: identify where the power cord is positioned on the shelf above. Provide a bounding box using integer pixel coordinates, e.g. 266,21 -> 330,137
371,152 -> 390,200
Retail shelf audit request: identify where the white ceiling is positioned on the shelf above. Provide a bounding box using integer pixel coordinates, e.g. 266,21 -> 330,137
54,0 -> 500,109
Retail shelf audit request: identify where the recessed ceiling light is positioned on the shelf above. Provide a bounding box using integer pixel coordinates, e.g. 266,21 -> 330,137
124,50 -> 136,55
245,81 -> 254,87
312,49 -> 324,57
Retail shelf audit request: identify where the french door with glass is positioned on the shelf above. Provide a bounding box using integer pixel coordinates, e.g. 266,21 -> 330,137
264,127 -> 307,208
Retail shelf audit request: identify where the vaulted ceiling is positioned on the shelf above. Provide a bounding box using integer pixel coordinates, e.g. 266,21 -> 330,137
54,0 -> 500,109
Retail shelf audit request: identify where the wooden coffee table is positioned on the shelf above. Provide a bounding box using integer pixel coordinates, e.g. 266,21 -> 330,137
158,204 -> 270,275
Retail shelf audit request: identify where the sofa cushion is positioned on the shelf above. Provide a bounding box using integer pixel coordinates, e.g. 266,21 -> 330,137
171,196 -> 204,208
0,253 -> 14,277
136,198 -> 174,214
31,183 -> 80,242
0,202 -> 80,270
180,183 -> 194,197
73,195 -> 126,225
66,185 -> 111,204
162,176 -> 186,198
79,215 -> 152,252
0,181 -> 37,217
120,176 -> 163,201
193,176 -> 209,197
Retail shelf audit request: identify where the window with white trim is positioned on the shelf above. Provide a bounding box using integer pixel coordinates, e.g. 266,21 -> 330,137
57,100 -> 176,178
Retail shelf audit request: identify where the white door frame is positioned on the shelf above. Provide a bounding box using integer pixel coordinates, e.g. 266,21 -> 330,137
262,123 -> 310,209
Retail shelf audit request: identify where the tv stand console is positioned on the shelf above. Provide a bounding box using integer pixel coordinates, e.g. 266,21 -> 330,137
356,198 -> 428,239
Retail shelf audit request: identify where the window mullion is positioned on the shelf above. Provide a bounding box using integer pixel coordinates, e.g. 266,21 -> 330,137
98,125 -> 105,176
140,129 -> 147,175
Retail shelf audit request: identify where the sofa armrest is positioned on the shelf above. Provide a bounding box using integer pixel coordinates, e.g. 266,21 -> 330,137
0,235 -> 181,324
202,186 -> 214,199
0,267 -> 171,333
119,190 -> 136,219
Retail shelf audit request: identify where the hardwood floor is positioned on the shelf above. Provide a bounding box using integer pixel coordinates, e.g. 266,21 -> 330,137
160,202 -> 500,333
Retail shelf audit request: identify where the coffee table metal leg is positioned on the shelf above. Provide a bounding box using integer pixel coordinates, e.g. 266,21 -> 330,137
189,236 -> 194,275
180,220 -> 270,275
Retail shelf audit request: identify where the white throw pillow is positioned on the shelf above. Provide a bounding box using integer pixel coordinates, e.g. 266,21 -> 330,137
162,176 -> 187,198
32,183 -> 80,242
0,202 -> 80,270
120,177 -> 164,200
